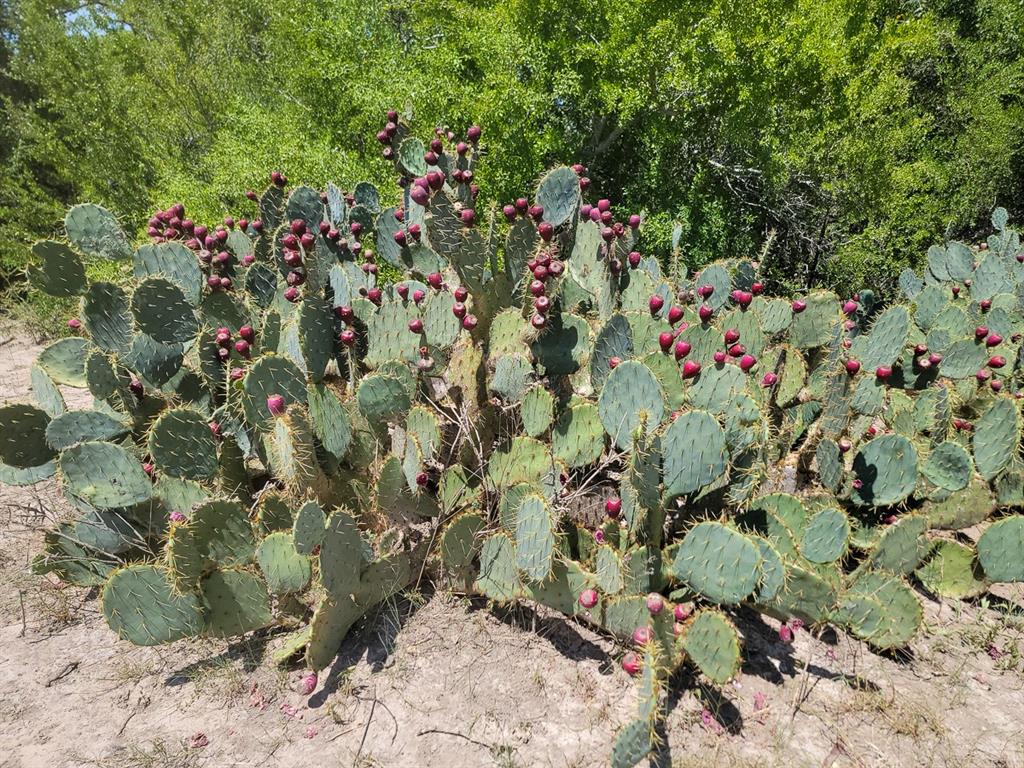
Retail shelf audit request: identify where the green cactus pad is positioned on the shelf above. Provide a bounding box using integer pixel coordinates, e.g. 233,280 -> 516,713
848,305 -> 910,369
130,278 -> 197,344
36,342 -> 89,391
154,476 -> 208,517
694,263 -> 732,310
915,540 -> 988,599
789,290 -> 840,348
532,312 -> 591,375
64,203 -> 131,260
838,572 -> 921,649
357,373 -> 411,425
815,438 -> 844,492
489,354 -> 533,403
30,364 -> 64,417
487,437 -> 553,490
200,569 -> 272,638
938,339 -> 988,379
865,515 -> 929,575
306,550 -> 411,671
535,166 -> 581,226
684,610 -> 741,684
0,404 -> 56,469
58,441 -> 151,509
133,241 -> 204,304
30,240 -> 87,297
552,402 -> 605,468
306,382 -> 352,462
642,353 -> 686,411
515,493 -> 555,583
148,408 -> 219,480
82,281 -> 133,354
800,507 -> 850,563
102,565 -> 203,645
291,501 -> 327,555
685,362 -> 747,414
476,532 -> 522,601
257,531 -> 312,594
851,434 -> 918,507
591,314 -> 634,391
671,522 -> 761,604
319,509 -> 363,597
440,512 -> 486,588
973,399 -> 1019,480
44,410 -> 127,451
611,719 -> 654,768
296,296 -> 335,381
595,545 -> 625,594
126,333 -> 184,387
850,375 -> 885,416
377,455 -> 438,518
366,299 -> 420,367
439,465 -> 482,514
977,516 -> 1024,582
598,360 -> 665,449
752,297 -> 793,334
765,562 -> 837,623
527,559 -> 593,617
921,442 -> 972,491
520,386 -> 554,437
263,409 -> 320,494
242,355 -> 307,427
166,499 -> 255,589
662,410 -> 728,497
752,537 -> 785,602
85,351 -> 118,400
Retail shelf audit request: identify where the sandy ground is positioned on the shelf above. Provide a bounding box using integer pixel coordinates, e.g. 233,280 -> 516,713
2,329 -> 1024,768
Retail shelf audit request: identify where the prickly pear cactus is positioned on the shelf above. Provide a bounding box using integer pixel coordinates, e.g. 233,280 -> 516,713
8,114 -> 1024,768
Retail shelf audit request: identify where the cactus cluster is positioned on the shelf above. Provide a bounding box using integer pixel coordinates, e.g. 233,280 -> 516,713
7,116 -> 1024,767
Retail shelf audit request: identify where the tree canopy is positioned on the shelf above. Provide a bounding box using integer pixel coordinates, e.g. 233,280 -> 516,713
2,0 -> 1022,309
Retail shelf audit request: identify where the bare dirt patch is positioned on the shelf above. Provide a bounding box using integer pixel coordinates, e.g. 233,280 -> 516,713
2,331 -> 1023,768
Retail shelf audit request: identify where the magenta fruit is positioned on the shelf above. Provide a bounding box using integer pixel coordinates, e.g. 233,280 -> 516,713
605,496 -> 622,518
266,394 -> 286,416
646,593 -> 664,615
579,589 -> 599,609
681,360 -> 701,379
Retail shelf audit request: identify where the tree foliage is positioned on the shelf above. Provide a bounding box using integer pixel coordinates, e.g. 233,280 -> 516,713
2,0 -> 1022,314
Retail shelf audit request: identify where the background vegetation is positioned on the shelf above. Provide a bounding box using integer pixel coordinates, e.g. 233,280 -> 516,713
2,0 -> 1022,332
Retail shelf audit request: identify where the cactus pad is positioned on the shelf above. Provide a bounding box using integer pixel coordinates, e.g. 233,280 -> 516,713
476,533 -> 522,601
515,493 -> 555,583
977,516 -> 1024,582
102,565 -> 203,645
915,540 -> 988,599
662,410 -> 728,497
671,522 -> 761,604
973,399 -> 1019,480
44,410 -> 127,451
921,442 -> 972,491
64,203 -> 131,259
58,441 -> 151,509
30,240 -> 87,297
552,402 -> 605,468
257,531 -> 312,594
200,569 -> 273,637
148,408 -> 219,480
852,434 -> 918,507
800,507 -> 849,563
166,499 -> 255,589
683,610 -> 741,684
598,360 -> 665,449
131,277 -> 198,344
0,404 -> 56,469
